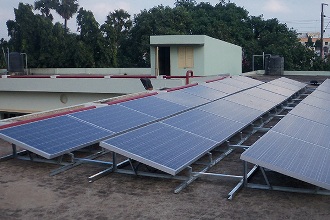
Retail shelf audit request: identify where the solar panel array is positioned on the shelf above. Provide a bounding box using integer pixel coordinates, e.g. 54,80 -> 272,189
101,77 -> 306,176
0,76 -> 306,177
241,79 -> 330,190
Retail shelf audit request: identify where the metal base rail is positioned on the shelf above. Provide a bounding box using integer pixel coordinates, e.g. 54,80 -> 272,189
0,143 -> 115,176
244,164 -> 330,196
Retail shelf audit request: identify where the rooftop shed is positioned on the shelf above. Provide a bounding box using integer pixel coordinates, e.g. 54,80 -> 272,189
150,35 -> 242,77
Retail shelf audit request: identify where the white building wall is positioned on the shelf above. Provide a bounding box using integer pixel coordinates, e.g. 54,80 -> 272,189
0,91 -> 120,113
204,36 -> 242,75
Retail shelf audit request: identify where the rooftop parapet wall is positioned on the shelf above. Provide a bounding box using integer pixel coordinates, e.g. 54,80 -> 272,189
29,68 -> 151,75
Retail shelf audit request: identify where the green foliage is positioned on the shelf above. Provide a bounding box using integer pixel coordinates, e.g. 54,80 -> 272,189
34,0 -> 79,32
1,1 -> 326,71
101,9 -> 132,67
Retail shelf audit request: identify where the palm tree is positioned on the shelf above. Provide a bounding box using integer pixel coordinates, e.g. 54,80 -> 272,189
35,0 -> 79,32
55,0 -> 79,32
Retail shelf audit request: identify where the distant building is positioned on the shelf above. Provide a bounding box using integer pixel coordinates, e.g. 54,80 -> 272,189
299,32 -> 330,56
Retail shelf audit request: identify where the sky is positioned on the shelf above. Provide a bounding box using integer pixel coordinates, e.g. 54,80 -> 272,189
1,0 -> 330,40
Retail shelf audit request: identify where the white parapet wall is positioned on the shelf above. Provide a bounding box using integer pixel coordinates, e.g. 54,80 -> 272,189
0,76 -> 186,113
284,71 -> 330,76
243,70 -> 330,76
29,68 -> 151,75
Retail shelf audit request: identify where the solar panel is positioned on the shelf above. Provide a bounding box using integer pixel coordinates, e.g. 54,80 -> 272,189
180,85 -> 228,101
230,76 -> 264,87
218,77 -> 256,89
257,83 -> 296,97
198,99 -> 264,124
224,92 -> 276,112
201,81 -> 243,94
268,79 -> 303,91
241,130 -> 330,190
301,95 -> 330,111
309,90 -> 330,101
162,109 -> 245,142
289,103 -> 330,126
316,83 -> 330,94
69,105 -> 156,133
0,116 -> 113,159
119,96 -> 188,119
101,122 -> 218,175
242,87 -> 287,104
277,77 -> 307,88
155,90 -> 209,107
272,114 -> 330,148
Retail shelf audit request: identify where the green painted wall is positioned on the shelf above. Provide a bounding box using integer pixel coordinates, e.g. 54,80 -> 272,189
203,36 -> 242,75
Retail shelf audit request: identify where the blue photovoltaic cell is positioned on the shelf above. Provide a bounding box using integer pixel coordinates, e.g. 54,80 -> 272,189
316,83 -> 330,94
69,105 -> 156,133
155,90 -> 209,107
272,114 -> 330,148
257,83 -> 296,97
289,103 -> 330,126
201,81 -> 243,94
230,76 -> 264,87
268,79 -> 302,91
301,95 -> 330,111
101,122 -> 218,175
119,96 -> 188,119
242,87 -> 287,104
162,109 -> 245,142
198,99 -> 264,124
309,90 -> 330,101
0,116 -> 113,159
217,77 -> 255,89
241,131 -> 330,190
224,92 -> 276,112
180,85 -> 228,101
277,77 -> 306,89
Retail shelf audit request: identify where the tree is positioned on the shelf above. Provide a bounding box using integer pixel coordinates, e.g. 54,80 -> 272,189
0,39 -> 9,69
77,7 -> 111,67
34,0 -> 57,20
34,0 -> 79,32
55,0 -> 79,32
101,9 -> 132,67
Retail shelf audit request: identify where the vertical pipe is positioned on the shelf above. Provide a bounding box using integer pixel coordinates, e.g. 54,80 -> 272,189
262,52 -> 265,70
321,3 -> 328,59
155,46 -> 159,76
7,48 -> 10,73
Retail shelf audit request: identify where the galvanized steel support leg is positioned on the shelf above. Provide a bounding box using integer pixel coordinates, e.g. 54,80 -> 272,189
112,152 -> 117,172
12,144 -> 17,158
227,163 -> 258,200
260,167 -> 272,189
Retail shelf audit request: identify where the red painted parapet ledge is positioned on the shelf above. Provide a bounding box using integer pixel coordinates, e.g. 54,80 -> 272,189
106,92 -> 158,105
0,106 -> 96,130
